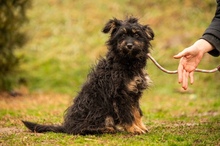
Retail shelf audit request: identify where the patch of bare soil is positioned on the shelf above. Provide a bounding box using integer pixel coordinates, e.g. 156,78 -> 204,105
0,89 -> 71,110
0,89 -> 71,134
0,127 -> 23,135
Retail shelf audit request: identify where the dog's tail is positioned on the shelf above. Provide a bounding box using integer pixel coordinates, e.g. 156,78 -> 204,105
22,120 -> 65,133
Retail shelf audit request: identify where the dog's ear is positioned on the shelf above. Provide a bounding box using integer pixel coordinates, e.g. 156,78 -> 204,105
143,25 -> 154,41
102,18 -> 122,34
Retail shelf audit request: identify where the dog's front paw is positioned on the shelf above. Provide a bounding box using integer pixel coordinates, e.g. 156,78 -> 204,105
124,123 -> 146,134
135,76 -> 147,90
127,76 -> 147,93
127,79 -> 139,93
134,76 -> 142,85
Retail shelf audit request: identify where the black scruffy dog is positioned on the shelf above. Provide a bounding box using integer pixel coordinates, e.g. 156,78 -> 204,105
22,17 -> 154,135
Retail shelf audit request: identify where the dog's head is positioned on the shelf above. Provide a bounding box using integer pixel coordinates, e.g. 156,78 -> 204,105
103,17 -> 154,58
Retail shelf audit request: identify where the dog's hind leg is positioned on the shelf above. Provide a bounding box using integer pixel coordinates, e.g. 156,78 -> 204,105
104,116 -> 117,133
80,119 -> 117,135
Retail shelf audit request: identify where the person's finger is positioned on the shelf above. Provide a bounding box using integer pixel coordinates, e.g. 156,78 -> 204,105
182,69 -> 186,89
177,63 -> 183,83
189,71 -> 194,84
173,50 -> 187,59
182,70 -> 189,90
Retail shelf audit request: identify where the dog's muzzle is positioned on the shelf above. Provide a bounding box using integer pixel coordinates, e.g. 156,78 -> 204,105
126,42 -> 133,49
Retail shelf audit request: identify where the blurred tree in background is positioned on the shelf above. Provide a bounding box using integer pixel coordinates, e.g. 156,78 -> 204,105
0,0 -> 31,91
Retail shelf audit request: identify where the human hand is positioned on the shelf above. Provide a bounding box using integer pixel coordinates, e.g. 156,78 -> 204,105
173,39 -> 213,90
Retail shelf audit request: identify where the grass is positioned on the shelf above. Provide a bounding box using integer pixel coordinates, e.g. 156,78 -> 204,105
1,93 -> 219,145
1,0 -> 220,145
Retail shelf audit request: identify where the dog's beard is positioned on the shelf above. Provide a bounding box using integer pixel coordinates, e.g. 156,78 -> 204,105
123,48 -> 141,57
117,45 -> 144,58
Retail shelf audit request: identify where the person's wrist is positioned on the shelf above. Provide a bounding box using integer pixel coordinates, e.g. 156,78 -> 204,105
196,39 -> 214,54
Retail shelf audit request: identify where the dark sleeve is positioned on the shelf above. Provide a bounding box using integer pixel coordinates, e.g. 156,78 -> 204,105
201,0 -> 220,57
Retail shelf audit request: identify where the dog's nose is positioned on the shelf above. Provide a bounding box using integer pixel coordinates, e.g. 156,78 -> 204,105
127,43 -> 133,49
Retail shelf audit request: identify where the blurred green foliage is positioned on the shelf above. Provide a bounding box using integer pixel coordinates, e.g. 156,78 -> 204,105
0,0 -> 31,91
16,0 -> 219,96
0,0 -> 218,96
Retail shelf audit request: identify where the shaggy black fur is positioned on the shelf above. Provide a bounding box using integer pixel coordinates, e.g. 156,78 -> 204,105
22,17 -> 154,135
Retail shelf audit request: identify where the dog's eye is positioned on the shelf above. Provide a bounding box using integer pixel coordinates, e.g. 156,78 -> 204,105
121,34 -> 126,38
134,33 -> 139,38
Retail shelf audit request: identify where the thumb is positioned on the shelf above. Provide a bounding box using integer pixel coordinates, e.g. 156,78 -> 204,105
173,50 -> 187,59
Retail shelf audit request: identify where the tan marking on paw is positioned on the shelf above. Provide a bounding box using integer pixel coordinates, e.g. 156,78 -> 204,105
123,123 -> 146,134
